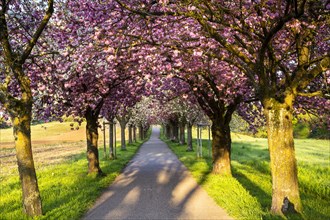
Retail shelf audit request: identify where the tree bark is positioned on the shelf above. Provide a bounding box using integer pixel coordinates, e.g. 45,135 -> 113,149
85,109 -> 103,175
119,121 -> 126,150
264,99 -> 301,214
171,121 -> 179,142
109,122 -> 115,159
139,124 -> 143,140
144,125 -> 149,138
12,106 -> 42,216
179,122 -> 186,145
186,123 -> 193,151
211,121 -> 231,175
162,124 -> 166,137
133,125 -> 137,142
128,125 -> 133,144
165,124 -> 171,139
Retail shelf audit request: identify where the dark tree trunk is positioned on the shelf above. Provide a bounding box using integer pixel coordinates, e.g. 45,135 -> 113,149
179,122 -> 186,145
165,124 -> 171,139
211,121 -> 231,175
144,125 -> 149,138
264,98 -> 301,214
128,125 -> 133,144
186,123 -> 193,151
171,121 -> 179,142
133,125 -> 137,142
109,122 -> 115,159
162,124 -> 166,137
194,94 -> 237,176
12,104 -> 42,216
139,124 -> 143,140
119,121 -> 126,150
85,108 -> 103,175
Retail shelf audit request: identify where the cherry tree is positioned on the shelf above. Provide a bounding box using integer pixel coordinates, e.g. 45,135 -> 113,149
158,95 -> 207,151
49,0 -> 156,175
115,80 -> 146,150
0,0 -> 54,216
172,1 -> 329,214
157,45 -> 250,175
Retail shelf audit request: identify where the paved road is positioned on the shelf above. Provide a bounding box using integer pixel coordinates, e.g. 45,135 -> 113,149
83,127 -> 233,220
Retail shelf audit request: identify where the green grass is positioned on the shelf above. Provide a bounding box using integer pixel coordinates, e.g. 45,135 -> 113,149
0,139 -> 147,220
162,130 -> 330,220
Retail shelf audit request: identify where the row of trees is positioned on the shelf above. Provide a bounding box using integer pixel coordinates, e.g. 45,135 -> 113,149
0,0 -> 153,216
1,0 -> 328,217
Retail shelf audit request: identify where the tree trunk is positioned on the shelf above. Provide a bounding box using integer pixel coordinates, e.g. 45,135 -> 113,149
141,127 -> 145,140
139,124 -> 143,140
162,124 -> 166,137
186,123 -> 193,151
171,122 -> 179,142
165,124 -> 171,139
179,123 -> 186,145
133,125 -> 137,142
211,121 -> 231,175
109,122 -> 115,159
0,2 -> 53,215
12,107 -> 42,216
264,101 -> 301,214
144,125 -> 149,138
128,125 -> 133,144
85,109 -> 103,175
120,122 -> 126,150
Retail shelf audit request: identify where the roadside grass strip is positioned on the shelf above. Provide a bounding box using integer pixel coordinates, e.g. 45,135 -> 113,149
0,140 -> 146,220
162,132 -> 330,220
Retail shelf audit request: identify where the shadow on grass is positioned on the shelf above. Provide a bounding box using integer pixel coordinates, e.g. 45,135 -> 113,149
42,140 -> 147,219
232,167 -> 272,210
231,141 -> 329,220
0,137 -> 148,220
164,135 -> 325,220
162,137 -> 266,219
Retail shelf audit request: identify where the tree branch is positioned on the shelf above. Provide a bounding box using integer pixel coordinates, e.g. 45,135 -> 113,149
294,55 -> 330,91
297,91 -> 324,98
19,0 -> 54,64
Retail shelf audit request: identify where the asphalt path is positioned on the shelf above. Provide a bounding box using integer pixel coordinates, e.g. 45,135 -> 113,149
83,126 -> 233,220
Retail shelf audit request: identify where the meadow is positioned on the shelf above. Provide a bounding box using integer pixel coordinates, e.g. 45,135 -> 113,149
0,122 -> 147,219
162,128 -> 330,220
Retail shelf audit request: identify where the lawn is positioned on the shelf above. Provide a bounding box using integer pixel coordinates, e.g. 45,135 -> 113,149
162,128 -> 330,220
0,122 -> 149,220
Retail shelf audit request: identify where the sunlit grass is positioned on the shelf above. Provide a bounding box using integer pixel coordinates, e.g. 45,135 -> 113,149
162,128 -> 330,220
0,139 -> 147,220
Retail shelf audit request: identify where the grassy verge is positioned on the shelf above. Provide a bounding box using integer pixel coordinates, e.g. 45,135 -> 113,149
161,131 -> 330,220
0,138 -> 148,220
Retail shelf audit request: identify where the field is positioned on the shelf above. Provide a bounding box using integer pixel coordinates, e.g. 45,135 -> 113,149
162,128 -> 330,220
0,122 -> 129,176
0,122 -> 145,219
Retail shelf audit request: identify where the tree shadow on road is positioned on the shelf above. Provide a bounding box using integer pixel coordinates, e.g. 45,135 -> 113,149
83,129 -> 226,220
